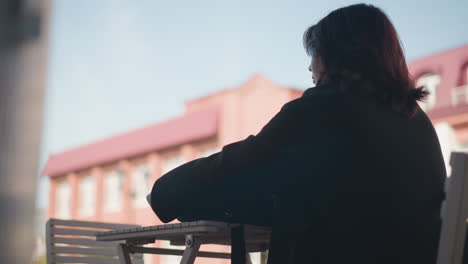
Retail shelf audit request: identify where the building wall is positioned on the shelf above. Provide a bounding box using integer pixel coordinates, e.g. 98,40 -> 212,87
409,44 -> 468,111
408,44 -> 468,174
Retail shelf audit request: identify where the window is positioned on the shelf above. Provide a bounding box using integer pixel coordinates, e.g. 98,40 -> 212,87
132,164 -> 151,208
104,170 -> 124,212
161,156 -> 185,174
416,73 -> 440,111
198,147 -> 221,158
55,181 -> 71,219
78,175 -> 95,217
452,65 -> 468,106
452,86 -> 468,106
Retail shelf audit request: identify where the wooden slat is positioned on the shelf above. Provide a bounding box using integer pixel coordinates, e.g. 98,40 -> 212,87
169,239 -> 186,246
51,237 -> 120,247
51,246 -> 117,256
167,232 -> 269,247
125,237 -> 155,246
50,218 -> 139,230
51,227 -> 98,236
170,236 -> 270,248
97,226 -> 222,241
51,255 -> 119,264
129,246 -> 231,259
95,220 -> 229,236
46,220 -> 52,264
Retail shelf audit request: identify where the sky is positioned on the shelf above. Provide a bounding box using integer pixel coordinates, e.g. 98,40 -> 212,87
36,0 -> 468,209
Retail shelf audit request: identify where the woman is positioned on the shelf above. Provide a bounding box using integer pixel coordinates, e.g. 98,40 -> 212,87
149,3 -> 446,264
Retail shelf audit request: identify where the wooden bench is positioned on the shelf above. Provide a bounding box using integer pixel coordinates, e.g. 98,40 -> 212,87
46,218 -> 144,264
437,152 -> 468,264
95,220 -> 271,264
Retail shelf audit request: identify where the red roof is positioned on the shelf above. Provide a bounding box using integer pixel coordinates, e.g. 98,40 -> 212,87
42,106 -> 219,177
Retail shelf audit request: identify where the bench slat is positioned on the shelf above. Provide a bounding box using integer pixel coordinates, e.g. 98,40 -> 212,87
51,246 -> 117,256
95,220 -> 229,236
51,227 -> 98,237
51,237 -> 120,247
49,218 -> 138,230
130,246 -> 232,259
51,255 -> 119,264
97,226 -> 221,241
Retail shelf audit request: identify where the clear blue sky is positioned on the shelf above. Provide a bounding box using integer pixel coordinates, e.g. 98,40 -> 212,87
37,0 -> 468,208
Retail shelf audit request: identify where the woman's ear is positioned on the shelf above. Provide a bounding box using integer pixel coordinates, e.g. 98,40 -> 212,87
312,55 -> 326,85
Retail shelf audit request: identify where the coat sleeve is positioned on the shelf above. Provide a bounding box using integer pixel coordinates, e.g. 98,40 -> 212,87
149,98 -> 309,224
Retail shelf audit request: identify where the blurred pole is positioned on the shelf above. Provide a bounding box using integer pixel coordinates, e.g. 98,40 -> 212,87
0,0 -> 50,263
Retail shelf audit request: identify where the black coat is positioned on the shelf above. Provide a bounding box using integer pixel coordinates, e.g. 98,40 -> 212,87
150,80 -> 446,264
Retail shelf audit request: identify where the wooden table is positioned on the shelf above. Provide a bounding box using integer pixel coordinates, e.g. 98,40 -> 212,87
95,220 -> 271,264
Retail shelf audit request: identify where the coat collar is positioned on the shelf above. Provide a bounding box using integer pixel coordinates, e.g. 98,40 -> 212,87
302,79 -> 374,98
302,80 -> 340,97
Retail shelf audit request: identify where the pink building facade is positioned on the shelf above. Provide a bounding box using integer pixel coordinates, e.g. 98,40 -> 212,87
407,44 -> 468,173
43,74 -> 302,264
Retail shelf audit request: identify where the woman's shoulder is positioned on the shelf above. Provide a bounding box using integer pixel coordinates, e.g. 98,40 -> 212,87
284,80 -> 415,121
282,81 -> 351,112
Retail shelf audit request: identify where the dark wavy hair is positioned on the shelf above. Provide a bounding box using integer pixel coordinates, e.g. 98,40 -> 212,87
303,3 -> 427,118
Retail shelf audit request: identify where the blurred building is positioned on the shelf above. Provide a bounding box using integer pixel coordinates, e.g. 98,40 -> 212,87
407,44 -> 468,174
42,74 -> 302,264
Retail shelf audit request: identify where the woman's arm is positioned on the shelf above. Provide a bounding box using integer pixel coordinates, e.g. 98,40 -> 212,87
149,98 -> 311,223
